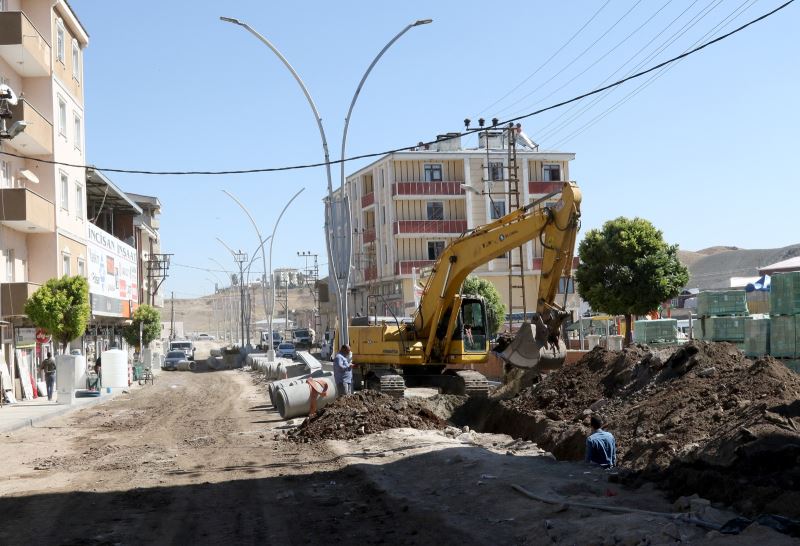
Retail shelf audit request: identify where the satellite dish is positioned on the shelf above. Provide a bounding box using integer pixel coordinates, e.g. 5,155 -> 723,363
0,84 -> 18,106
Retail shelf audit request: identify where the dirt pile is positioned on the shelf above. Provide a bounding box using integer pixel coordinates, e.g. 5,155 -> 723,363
478,341 -> 800,517
289,391 -> 447,441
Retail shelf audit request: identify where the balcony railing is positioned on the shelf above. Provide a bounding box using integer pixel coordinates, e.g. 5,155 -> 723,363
7,99 -> 53,156
392,181 -> 465,197
361,192 -> 375,208
362,228 -> 376,244
1,282 -> 40,317
364,266 -> 378,281
528,181 -> 564,195
0,188 -> 55,232
395,260 -> 435,276
393,220 -> 466,235
0,11 -> 51,77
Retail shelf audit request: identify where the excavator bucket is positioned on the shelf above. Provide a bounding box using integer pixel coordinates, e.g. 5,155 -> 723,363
500,320 -> 566,371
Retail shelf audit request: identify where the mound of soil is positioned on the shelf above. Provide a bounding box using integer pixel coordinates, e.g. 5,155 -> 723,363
476,341 -> 800,518
289,391 -> 447,441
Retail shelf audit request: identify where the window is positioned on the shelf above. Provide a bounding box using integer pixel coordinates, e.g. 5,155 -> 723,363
0,1 -> 7,11
56,19 -> 65,62
77,258 -> 85,277
383,244 -> 388,265
60,172 -> 69,211
5,249 -> 13,282
427,241 -> 446,260
75,184 -> 83,219
73,114 -> 81,150
72,40 -> 80,81
426,201 -> 444,220
423,163 -> 443,182
58,97 -> 67,137
543,164 -> 561,181
558,277 -> 575,294
0,160 -> 10,188
381,206 -> 386,225
489,161 -> 504,181
62,254 -> 71,276
490,200 -> 506,220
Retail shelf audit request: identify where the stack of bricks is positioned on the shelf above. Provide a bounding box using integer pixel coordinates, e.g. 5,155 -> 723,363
695,290 -> 749,350
769,272 -> 800,372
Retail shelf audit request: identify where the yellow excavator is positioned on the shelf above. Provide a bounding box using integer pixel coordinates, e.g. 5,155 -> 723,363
337,181 -> 582,397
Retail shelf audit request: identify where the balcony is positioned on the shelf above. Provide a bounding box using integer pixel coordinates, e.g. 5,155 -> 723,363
1,282 -> 40,317
361,192 -> 375,208
0,12 -> 51,77
7,99 -> 53,156
528,181 -> 564,195
531,257 -> 580,270
362,228 -> 376,244
395,260 -> 435,276
0,188 -> 55,233
392,181 -> 465,199
364,266 -> 378,281
393,220 -> 466,237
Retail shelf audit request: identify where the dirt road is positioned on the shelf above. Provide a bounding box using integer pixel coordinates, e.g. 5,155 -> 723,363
0,370 -> 792,545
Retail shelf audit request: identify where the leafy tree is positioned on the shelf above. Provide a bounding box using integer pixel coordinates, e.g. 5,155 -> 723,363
574,217 -> 689,346
25,275 -> 90,354
123,304 -> 162,349
462,276 -> 506,335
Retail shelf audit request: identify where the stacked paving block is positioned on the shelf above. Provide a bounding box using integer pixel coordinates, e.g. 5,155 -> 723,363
695,290 -> 749,349
743,315 -> 770,357
769,272 -> 800,372
633,319 -> 678,344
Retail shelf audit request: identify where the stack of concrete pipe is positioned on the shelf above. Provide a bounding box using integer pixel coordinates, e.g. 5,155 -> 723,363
267,368 -> 328,406
274,371 -> 338,419
206,356 -> 225,370
245,353 -> 268,368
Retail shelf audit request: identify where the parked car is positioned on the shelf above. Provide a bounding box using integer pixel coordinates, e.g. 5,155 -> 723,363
163,351 -> 187,371
276,342 -> 297,359
195,333 -> 215,341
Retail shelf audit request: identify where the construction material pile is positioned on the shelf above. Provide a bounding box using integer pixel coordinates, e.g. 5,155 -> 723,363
489,341 -> 800,517
289,391 -> 447,441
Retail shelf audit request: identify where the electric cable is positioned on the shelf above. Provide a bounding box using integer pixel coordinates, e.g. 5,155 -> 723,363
0,0 -> 792,177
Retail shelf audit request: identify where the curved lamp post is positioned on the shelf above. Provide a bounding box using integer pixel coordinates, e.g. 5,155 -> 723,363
220,17 -> 430,348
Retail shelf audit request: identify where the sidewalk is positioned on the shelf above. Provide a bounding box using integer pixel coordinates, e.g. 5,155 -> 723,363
0,386 -> 136,434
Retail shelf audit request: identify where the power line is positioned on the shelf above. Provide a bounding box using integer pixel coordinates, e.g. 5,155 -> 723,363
477,0 -> 612,116
0,0 -> 792,177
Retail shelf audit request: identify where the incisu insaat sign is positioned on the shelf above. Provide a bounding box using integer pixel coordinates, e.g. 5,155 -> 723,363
87,223 -> 138,317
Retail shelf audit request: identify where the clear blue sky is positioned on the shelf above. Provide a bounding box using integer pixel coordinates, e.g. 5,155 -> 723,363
69,0 -> 799,299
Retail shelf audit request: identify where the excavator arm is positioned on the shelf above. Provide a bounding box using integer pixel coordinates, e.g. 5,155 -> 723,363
413,182 -> 582,364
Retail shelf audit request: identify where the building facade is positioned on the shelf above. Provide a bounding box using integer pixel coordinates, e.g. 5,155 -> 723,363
335,132 -> 580,330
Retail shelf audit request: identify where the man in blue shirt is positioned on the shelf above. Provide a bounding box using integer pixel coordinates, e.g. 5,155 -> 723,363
333,344 -> 354,397
585,415 -> 616,468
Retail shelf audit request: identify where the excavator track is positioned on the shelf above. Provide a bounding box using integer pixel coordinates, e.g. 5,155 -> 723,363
451,370 -> 489,398
365,371 -> 406,398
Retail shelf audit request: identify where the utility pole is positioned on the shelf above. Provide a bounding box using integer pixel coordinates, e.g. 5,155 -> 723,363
297,250 -> 320,332
170,291 -> 175,340
233,250 -> 248,348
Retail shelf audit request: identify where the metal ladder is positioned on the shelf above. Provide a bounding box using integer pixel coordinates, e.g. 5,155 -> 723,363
506,124 -> 527,332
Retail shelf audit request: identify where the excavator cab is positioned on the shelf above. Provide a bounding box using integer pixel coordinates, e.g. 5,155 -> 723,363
459,298 -> 489,353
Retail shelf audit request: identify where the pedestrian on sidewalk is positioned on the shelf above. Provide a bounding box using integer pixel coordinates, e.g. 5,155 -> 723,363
585,414 -> 616,468
333,344 -> 354,397
39,352 -> 57,401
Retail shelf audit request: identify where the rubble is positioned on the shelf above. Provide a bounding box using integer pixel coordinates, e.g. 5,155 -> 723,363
288,391 -> 447,441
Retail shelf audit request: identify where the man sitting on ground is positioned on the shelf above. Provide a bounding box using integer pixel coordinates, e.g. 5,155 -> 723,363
585,415 -> 616,468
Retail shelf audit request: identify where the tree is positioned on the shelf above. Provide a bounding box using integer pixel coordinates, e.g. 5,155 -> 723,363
574,217 -> 689,346
25,275 -> 90,354
462,276 -> 506,335
123,304 -> 162,349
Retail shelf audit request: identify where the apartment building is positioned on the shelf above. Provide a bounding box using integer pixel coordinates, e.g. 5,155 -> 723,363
0,1 -> 89,373
126,192 -> 163,308
337,131 -> 580,327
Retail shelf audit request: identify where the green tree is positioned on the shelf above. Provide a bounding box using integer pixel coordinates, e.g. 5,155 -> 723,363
462,276 -> 506,335
123,304 -> 162,349
25,275 -> 90,354
574,217 -> 689,346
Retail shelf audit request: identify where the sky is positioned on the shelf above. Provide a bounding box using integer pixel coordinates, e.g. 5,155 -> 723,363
68,0 -> 799,299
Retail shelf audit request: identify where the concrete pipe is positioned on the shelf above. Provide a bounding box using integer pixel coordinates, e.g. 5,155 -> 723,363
275,372 -> 337,420
267,369 -> 327,407
177,361 -> 191,371
246,353 -> 267,367
188,361 -> 197,372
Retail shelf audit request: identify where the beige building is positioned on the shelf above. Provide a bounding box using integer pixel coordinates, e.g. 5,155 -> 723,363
336,131 -> 580,330
0,1 -> 88,388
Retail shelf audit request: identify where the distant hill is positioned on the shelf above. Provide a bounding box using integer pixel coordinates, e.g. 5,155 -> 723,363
679,244 -> 800,290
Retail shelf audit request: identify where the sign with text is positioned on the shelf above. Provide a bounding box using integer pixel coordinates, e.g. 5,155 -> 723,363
87,223 -> 138,317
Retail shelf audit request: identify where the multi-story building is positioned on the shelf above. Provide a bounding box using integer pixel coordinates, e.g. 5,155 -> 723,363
0,1 -> 89,379
126,192 -> 163,308
334,131 -> 580,328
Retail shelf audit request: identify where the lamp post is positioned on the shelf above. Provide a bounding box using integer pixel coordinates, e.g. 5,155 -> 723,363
217,237 -> 249,348
219,17 -> 430,350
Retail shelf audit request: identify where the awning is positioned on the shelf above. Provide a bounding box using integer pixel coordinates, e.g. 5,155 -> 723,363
18,169 -> 38,184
